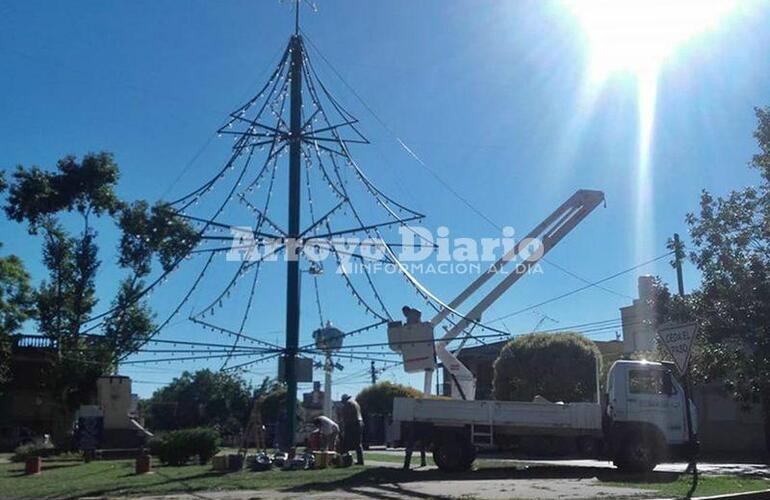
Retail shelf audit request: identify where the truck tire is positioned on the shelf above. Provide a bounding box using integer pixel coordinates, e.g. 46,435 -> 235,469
614,433 -> 657,473
433,437 -> 475,473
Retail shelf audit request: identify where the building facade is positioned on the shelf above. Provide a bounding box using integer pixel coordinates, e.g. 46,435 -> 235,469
620,275 -> 658,354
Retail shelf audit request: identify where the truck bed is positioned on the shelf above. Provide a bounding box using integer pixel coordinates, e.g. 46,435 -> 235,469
393,397 -> 603,436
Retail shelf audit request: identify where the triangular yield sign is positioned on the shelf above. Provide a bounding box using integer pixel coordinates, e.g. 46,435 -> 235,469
657,322 -> 698,375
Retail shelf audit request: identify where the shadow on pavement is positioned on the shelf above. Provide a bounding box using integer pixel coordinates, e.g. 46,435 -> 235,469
281,464 -> 681,498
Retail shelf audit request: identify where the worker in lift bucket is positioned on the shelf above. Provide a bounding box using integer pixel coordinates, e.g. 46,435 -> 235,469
402,306 -> 422,324
340,394 -> 365,465
312,415 -> 339,451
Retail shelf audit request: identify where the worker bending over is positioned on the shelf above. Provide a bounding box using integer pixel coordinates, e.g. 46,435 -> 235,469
312,415 -> 339,451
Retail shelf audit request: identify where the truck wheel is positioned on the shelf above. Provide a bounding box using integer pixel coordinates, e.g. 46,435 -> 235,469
433,439 -> 474,473
614,434 -> 657,473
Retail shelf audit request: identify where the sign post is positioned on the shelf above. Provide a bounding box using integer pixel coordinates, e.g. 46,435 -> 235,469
657,321 -> 698,495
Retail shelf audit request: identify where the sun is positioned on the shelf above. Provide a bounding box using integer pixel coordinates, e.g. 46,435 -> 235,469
566,0 -> 735,83
564,0 -> 736,265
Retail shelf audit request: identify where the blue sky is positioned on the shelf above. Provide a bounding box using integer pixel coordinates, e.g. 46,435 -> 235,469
1,1 -> 769,399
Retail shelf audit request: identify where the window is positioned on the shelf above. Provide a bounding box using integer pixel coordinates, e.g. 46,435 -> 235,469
628,369 -> 675,395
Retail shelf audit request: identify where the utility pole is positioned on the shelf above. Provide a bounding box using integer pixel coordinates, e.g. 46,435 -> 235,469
284,25 -> 303,447
370,361 -> 377,385
673,233 -> 698,495
673,233 -> 685,297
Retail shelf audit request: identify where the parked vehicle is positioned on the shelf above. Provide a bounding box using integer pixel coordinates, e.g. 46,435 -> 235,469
394,359 -> 696,473
388,190 -> 697,473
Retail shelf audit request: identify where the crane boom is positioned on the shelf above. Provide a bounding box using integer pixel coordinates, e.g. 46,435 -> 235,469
387,189 -> 605,400
435,189 -> 605,399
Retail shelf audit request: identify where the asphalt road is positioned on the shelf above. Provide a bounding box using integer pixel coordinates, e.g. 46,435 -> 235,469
371,447 -> 770,477
106,451 -> 770,500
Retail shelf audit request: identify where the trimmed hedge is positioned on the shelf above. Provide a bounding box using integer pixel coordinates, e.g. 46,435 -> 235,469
356,381 -> 422,416
149,427 -> 220,466
493,332 -> 601,403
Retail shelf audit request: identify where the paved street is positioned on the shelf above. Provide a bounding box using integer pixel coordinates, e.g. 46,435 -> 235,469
368,447 -> 770,477
129,480 -> 649,500
127,460 -> 652,500
118,455 -> 770,500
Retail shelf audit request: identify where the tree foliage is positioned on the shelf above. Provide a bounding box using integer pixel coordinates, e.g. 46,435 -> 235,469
0,244 -> 35,385
2,152 -> 198,348
0,152 -> 199,436
117,201 -> 200,276
356,381 -> 422,416
0,244 -> 35,334
493,332 -> 601,403
677,107 -> 770,405
5,152 -> 123,232
647,107 -> 770,451
143,370 -> 253,435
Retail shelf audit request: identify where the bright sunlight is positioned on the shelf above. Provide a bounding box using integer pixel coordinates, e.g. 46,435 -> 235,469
565,0 -> 736,263
566,0 -> 735,82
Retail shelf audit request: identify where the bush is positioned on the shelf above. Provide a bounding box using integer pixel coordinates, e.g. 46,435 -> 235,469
152,428 -> 220,466
493,332 -> 601,403
11,438 -> 55,462
146,435 -> 163,456
356,381 -> 422,416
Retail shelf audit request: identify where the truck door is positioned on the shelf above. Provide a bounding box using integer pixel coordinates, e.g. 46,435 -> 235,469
625,367 -> 687,444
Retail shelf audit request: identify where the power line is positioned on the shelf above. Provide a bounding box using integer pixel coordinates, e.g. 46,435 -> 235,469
301,31 -> 631,302
487,251 -> 674,323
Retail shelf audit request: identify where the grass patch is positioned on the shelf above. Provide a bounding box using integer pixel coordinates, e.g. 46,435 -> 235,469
609,473 -> 769,498
0,458 -> 365,499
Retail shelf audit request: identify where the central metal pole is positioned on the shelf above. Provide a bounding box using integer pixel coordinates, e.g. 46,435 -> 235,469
284,34 -> 303,448
324,352 -> 333,417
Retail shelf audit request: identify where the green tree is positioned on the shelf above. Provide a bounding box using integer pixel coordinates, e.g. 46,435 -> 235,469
0,246 -> 35,335
356,381 -> 422,417
2,152 -> 198,442
679,107 -> 770,450
144,370 -> 253,435
493,332 -> 601,403
0,245 -> 36,385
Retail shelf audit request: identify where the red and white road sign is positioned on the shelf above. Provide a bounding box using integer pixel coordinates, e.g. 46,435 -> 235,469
657,322 -> 698,374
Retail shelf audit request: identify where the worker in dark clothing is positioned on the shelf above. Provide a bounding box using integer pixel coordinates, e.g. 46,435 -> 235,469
339,394 -> 365,465
401,305 -> 422,324
402,421 -> 429,469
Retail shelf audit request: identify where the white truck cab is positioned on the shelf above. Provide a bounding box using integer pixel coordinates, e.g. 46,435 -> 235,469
603,360 -> 696,472
607,360 -> 693,445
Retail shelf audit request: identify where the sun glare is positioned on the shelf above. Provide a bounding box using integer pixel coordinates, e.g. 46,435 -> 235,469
566,0 -> 735,82
564,0 -> 735,264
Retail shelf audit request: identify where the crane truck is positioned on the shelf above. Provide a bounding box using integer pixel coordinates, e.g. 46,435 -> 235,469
387,189 -> 696,473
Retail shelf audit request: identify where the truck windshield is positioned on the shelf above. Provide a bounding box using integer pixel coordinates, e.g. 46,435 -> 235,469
628,369 -> 676,395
